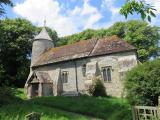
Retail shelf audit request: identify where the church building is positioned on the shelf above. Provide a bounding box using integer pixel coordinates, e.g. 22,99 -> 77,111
25,26 -> 138,99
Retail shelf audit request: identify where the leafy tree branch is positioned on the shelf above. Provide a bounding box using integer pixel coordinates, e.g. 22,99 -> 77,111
120,0 -> 156,22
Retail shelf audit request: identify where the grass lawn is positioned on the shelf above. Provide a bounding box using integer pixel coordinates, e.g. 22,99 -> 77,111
0,102 -> 90,120
0,88 -> 132,120
31,96 -> 132,120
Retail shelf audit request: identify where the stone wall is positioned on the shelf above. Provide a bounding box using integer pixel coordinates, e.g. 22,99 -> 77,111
31,39 -> 54,66
32,51 -> 137,97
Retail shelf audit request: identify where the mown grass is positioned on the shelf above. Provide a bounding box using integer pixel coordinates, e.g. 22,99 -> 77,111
0,88 -> 132,120
31,96 -> 132,120
0,102 -> 89,120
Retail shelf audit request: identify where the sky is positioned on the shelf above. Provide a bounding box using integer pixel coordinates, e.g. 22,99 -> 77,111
2,0 -> 160,37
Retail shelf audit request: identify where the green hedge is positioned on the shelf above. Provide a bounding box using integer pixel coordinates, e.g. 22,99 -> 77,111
125,59 -> 160,106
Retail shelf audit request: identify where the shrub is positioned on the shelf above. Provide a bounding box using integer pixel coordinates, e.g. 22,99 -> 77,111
0,86 -> 21,106
124,59 -> 160,106
89,77 -> 107,97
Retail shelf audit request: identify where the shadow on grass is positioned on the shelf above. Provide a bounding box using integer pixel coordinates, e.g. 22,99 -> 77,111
31,96 -> 132,120
0,87 -> 132,120
0,102 -> 89,120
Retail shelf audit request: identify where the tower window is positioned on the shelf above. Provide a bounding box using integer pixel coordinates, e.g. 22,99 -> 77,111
102,67 -> 112,82
62,71 -> 68,83
82,64 -> 86,77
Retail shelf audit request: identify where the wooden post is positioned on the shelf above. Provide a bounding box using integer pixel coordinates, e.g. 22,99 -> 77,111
131,106 -> 136,120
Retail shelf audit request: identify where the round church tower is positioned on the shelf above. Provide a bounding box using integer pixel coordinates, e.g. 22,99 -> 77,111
31,27 -> 54,66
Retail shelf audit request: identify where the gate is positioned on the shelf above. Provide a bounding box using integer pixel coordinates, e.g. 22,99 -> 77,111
132,97 -> 160,120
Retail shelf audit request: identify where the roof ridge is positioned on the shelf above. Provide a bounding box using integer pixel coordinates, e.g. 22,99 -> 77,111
88,38 -> 99,56
52,38 -> 97,49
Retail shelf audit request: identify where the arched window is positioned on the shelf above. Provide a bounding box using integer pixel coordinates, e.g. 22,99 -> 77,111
62,71 -> 68,83
107,68 -> 111,82
102,67 -> 112,82
82,64 -> 86,77
102,68 -> 107,81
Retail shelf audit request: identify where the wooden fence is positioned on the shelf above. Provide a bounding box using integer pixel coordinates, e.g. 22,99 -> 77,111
132,97 -> 160,120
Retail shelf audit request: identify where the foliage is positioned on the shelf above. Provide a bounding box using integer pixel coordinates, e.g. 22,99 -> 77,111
59,28 -> 107,46
124,59 -> 160,106
89,77 -> 107,97
0,0 -> 13,16
0,18 -> 35,87
0,18 -> 58,87
0,87 -> 21,106
60,20 -> 160,62
107,20 -> 160,62
14,88 -> 27,99
120,0 -> 156,22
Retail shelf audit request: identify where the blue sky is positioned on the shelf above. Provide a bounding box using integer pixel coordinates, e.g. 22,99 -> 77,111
2,0 -> 160,36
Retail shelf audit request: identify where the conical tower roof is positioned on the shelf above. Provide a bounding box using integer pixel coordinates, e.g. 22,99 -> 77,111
34,27 -> 52,41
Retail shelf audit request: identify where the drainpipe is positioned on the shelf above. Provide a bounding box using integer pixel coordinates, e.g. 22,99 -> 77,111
74,60 -> 79,92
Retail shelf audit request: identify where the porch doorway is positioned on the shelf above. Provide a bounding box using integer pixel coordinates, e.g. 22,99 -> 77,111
32,83 -> 39,97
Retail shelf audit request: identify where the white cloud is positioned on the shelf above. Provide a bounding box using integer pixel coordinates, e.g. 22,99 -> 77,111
145,0 -> 160,13
13,0 -> 103,36
100,0 -> 124,28
144,0 -> 160,25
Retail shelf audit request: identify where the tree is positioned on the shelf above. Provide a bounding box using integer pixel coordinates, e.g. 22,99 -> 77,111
107,20 -> 160,62
59,20 -> 160,62
0,18 -> 35,87
0,0 -> 13,16
0,18 -> 58,87
124,59 -> 160,106
120,0 -> 156,22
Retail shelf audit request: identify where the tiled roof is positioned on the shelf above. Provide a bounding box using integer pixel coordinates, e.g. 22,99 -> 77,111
28,71 -> 52,83
33,36 -> 136,67
36,72 -> 52,83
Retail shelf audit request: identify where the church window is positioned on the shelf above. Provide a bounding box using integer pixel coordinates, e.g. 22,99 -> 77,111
82,64 -> 86,77
62,71 -> 68,83
102,67 -> 112,82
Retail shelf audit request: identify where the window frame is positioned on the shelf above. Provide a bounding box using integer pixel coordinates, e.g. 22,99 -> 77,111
82,64 -> 86,77
102,66 -> 112,82
62,71 -> 68,83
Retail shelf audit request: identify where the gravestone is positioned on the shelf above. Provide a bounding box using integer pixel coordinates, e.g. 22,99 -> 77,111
25,112 -> 41,120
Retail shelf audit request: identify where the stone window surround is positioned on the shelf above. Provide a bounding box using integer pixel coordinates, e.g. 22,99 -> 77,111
101,66 -> 112,82
82,64 -> 86,77
62,71 -> 69,83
